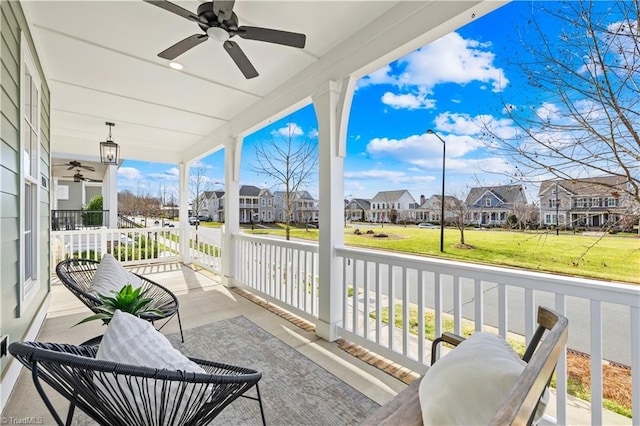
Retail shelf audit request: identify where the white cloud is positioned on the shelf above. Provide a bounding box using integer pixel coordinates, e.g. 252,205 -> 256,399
357,65 -> 397,89
117,167 -> 141,180
366,131 -> 483,164
191,160 -> 212,169
381,92 -> 436,110
344,169 -> 435,184
272,122 -> 304,138
166,167 -> 179,177
398,33 -> 509,92
308,128 -> 319,138
536,102 -> 561,122
434,112 -> 517,139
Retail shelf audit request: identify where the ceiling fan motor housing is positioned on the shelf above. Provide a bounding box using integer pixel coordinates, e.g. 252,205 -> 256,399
197,2 -> 238,33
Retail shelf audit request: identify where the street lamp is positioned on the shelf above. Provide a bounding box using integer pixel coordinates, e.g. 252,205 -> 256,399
427,129 -> 446,252
554,182 -> 559,236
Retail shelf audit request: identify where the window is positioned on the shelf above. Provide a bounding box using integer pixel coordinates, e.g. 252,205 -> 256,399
607,197 -> 617,207
485,198 -> 492,207
20,36 -> 42,309
549,199 -> 560,208
591,198 -> 601,207
576,198 -> 586,208
261,198 -> 266,206
545,214 -> 552,224
559,214 -> 565,224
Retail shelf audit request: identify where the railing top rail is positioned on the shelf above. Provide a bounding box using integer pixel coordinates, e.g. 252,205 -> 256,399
336,246 -> 640,306
234,233 -> 319,252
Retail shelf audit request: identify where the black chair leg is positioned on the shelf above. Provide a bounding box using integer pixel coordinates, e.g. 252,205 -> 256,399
176,310 -> 184,343
256,383 -> 266,426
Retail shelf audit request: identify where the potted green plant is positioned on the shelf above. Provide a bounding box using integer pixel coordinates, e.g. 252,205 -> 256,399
76,284 -> 162,326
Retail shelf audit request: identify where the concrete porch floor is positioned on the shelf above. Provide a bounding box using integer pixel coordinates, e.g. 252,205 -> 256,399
2,262 -> 406,424
1,262 -> 629,425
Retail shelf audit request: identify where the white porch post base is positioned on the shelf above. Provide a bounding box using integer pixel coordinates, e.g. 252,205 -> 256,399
315,319 -> 340,342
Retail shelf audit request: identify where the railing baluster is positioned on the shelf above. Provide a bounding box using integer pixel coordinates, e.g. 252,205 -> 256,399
388,264 -> 394,351
434,272 -> 442,363
402,267 -> 408,356
352,259 -> 358,336
375,262 -> 381,345
418,270 -> 425,363
342,256 -> 349,332
631,306 -> 640,424
453,276 -> 461,336
363,260 -> 369,341
555,294 -> 568,426
524,288 -> 535,345
590,300 -> 603,425
474,279 -> 483,332
498,284 -> 508,338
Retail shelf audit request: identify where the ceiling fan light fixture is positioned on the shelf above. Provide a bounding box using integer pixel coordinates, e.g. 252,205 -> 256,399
99,122 -> 119,165
169,61 -> 183,70
207,26 -> 229,42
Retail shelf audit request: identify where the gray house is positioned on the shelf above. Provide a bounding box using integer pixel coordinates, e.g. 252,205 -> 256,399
465,185 -> 527,226
345,198 -> 371,222
539,176 -> 638,229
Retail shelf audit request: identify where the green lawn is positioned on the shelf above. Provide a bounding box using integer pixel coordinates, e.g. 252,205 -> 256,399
248,226 -> 639,284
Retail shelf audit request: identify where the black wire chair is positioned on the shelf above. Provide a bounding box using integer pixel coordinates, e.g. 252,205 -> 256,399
9,341 -> 266,426
56,258 -> 184,342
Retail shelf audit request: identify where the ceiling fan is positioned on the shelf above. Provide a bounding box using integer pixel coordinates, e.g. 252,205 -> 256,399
144,0 -> 306,79
54,160 -> 95,172
63,171 -> 101,183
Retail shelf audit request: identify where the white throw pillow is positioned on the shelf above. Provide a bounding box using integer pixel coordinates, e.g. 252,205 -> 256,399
419,332 -> 547,425
96,310 -> 203,372
88,253 -> 142,297
95,310 -> 206,424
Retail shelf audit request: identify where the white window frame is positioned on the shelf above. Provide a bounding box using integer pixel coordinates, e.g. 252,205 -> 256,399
485,198 -> 492,207
607,197 -> 617,207
19,33 -> 42,314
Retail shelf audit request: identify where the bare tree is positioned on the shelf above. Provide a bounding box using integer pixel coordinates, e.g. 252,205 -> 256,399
189,166 -> 212,230
251,121 -> 318,240
447,193 -> 471,247
482,1 -> 640,204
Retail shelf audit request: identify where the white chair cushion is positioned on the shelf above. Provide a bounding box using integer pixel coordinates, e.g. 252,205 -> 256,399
95,310 -> 205,424
88,253 -> 142,297
96,309 -> 203,372
419,332 -> 547,425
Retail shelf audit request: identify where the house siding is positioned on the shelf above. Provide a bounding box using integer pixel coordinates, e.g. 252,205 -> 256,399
0,0 -> 51,384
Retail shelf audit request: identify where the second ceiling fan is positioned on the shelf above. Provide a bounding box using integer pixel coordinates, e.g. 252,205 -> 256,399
145,0 -> 306,79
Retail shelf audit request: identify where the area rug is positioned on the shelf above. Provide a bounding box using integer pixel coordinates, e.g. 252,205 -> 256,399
163,316 -> 380,425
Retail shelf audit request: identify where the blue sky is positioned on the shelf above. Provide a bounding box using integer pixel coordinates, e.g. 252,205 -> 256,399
117,1 -> 605,203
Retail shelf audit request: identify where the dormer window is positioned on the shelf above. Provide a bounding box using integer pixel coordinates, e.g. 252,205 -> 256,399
485,198 -> 492,207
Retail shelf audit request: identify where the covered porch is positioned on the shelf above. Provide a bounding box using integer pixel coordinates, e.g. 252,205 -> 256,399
1,0 -> 639,424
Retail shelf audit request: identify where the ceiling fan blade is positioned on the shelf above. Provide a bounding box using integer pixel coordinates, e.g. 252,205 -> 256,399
158,34 -> 209,60
67,165 -> 75,170
223,40 -> 258,79
143,0 -> 205,24
80,165 -> 96,171
213,0 -> 235,21
235,26 -> 306,49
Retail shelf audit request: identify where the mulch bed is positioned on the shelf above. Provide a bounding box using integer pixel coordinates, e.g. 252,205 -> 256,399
567,350 -> 631,408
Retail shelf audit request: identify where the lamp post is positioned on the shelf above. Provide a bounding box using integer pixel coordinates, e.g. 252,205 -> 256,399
427,130 -> 446,252
555,182 -> 559,236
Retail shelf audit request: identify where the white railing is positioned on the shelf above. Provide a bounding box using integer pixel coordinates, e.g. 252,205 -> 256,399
51,227 -> 181,266
234,234 -> 319,322
190,230 -> 222,274
336,246 -> 639,425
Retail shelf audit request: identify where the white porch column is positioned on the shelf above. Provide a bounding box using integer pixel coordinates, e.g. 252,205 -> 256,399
312,77 -> 356,341
101,164 -> 118,229
179,162 -> 191,264
221,136 -> 242,287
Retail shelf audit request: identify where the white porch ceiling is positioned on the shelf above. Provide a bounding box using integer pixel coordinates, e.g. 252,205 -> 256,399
23,1 -> 505,167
